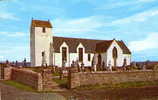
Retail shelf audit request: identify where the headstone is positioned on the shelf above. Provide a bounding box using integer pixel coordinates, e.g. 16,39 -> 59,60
81,62 -> 84,72
108,61 -> 112,71
23,58 -> 27,67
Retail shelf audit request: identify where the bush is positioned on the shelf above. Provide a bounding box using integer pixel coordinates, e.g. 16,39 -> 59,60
127,65 -> 138,70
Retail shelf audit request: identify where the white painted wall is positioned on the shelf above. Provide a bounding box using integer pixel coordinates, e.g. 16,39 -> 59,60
69,53 -> 77,65
60,42 -> 70,67
54,53 -> 61,67
31,26 -> 131,67
106,40 -> 124,67
30,27 -> 52,66
123,54 -> 131,65
105,40 -> 131,67
53,43 -> 94,67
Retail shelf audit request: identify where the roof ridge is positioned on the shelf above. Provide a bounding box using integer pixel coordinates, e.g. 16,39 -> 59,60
32,19 -> 49,22
53,36 -> 112,41
31,19 -> 52,28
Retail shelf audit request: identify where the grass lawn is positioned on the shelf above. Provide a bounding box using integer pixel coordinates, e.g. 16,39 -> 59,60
53,78 -> 67,88
52,72 -> 60,76
2,80 -> 36,92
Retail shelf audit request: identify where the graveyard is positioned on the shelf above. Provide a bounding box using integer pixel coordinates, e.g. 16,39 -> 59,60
1,61 -> 158,100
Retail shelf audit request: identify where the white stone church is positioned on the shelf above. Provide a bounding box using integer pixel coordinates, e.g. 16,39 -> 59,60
30,19 -> 131,68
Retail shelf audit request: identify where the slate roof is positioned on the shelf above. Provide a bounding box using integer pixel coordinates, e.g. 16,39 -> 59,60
53,36 -> 131,54
95,40 -> 113,53
117,41 -> 131,54
96,40 -> 131,54
31,20 -> 52,28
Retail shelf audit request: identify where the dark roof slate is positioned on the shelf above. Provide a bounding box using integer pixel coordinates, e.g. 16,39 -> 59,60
31,20 -> 52,28
53,36 -> 103,53
95,40 -> 113,53
53,36 -> 131,54
117,41 -> 131,54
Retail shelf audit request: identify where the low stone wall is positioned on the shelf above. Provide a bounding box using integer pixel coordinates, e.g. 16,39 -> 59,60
41,69 -> 54,91
3,67 -> 12,80
11,68 -> 43,91
0,65 -> 4,79
68,70 -> 158,89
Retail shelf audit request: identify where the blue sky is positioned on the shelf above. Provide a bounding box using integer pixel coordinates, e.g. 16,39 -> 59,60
0,0 -> 158,62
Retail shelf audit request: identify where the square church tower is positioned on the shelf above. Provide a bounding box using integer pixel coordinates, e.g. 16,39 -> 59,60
30,19 -> 53,66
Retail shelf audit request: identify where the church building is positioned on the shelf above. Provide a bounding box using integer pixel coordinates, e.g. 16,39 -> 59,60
30,19 -> 131,68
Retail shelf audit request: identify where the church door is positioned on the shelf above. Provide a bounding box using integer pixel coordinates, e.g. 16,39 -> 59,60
112,47 -> 118,67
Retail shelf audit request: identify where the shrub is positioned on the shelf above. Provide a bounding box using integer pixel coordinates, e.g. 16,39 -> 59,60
128,65 -> 138,70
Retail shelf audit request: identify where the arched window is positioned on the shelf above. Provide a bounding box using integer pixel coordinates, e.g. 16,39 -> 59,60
88,54 -> 91,61
62,47 -> 67,62
79,48 -> 83,62
113,47 -> 118,58
112,47 -> 118,66
42,27 -> 46,33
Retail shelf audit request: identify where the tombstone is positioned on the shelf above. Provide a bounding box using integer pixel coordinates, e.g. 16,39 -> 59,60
62,60 -> 66,67
102,61 -> 105,71
123,59 -> 127,71
6,60 -> 9,65
81,62 -> 84,72
92,54 -> 98,72
71,61 -> 75,67
75,60 -> 80,72
23,58 -> 27,67
15,61 -> 18,66
108,60 -> 112,71
143,64 -> 146,70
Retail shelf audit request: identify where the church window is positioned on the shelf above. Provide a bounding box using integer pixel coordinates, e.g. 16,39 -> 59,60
62,47 -> 67,62
112,47 -> 118,66
42,27 -> 46,33
79,48 -> 83,62
88,54 -> 91,61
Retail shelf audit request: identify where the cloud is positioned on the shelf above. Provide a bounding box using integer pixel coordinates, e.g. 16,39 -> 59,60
0,56 -> 4,60
0,45 -> 29,61
0,32 -> 26,37
53,16 -> 105,34
96,0 -> 156,10
0,12 -> 18,20
138,0 -> 156,3
111,9 -> 158,25
128,32 -> 158,52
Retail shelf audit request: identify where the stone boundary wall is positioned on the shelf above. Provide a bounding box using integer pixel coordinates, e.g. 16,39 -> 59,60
11,68 -> 43,91
3,67 -> 12,80
0,66 -> 54,91
68,70 -> 158,89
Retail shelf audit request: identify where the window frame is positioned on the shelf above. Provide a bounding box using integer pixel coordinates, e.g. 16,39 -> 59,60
88,54 -> 91,61
42,27 -> 46,33
79,48 -> 83,62
62,47 -> 67,62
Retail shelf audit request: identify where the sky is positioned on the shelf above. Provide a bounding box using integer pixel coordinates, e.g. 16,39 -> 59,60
0,0 -> 158,62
